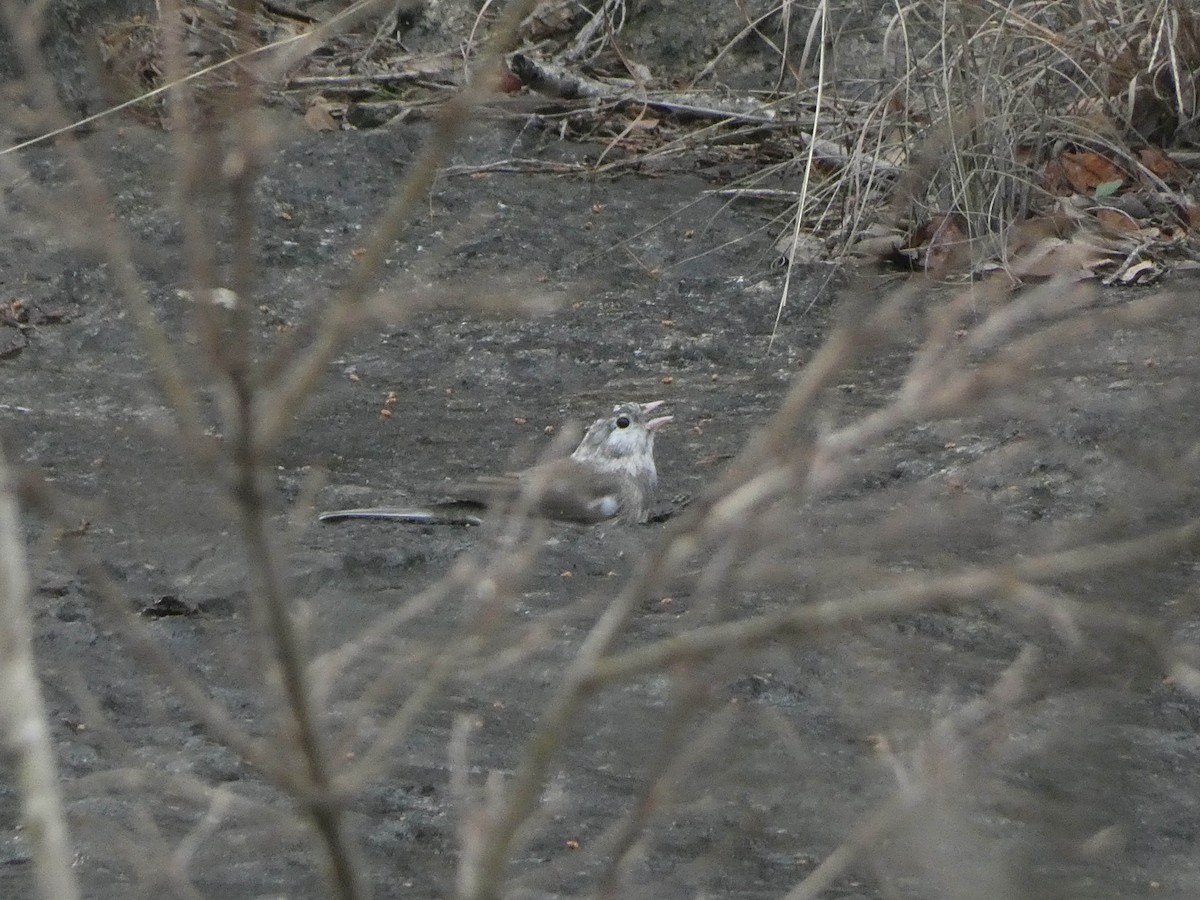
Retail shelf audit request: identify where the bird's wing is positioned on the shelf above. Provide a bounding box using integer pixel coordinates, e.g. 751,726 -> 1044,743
450,474 -> 522,503
449,466 -> 630,523
526,467 -> 631,523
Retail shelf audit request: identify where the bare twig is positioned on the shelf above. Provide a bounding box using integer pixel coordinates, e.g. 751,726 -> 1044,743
0,1 -> 208,454
0,447 -> 80,900
784,646 -> 1043,900
585,519 -> 1200,686
22,476 -> 279,786
254,0 -> 546,452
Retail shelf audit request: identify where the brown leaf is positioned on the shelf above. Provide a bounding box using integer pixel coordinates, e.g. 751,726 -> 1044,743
1013,236 -> 1115,279
1043,151 -> 1125,196
1136,147 -> 1188,187
1006,213 -> 1074,258
904,212 -> 970,274
1094,207 -> 1140,234
304,101 -> 338,132
1013,144 -> 1038,167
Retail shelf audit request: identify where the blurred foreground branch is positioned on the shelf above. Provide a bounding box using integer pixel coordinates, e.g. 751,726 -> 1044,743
0,447 -> 80,900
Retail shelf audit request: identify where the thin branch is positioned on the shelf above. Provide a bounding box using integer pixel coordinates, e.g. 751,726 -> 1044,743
0,1 -> 208,453
585,519 -> 1200,687
254,0 -> 546,452
0,445 -> 81,900
21,475 -> 281,790
783,646 -> 1043,900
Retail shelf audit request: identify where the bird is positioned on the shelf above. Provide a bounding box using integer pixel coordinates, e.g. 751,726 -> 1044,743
319,401 -> 672,526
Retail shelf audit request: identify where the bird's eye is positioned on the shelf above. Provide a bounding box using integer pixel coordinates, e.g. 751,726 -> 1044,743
616,414 -> 631,429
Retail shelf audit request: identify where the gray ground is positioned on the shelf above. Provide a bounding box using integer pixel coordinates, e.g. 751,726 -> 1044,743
3,2 -> 1200,899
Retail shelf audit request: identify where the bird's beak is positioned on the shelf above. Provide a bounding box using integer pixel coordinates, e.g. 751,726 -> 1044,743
640,401 -> 672,432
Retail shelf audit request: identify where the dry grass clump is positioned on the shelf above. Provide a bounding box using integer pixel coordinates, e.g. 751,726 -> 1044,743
764,0 -> 1200,278
73,1 -> 1200,287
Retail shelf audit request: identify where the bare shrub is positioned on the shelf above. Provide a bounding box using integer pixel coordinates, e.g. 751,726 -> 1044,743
2,2 -> 1198,900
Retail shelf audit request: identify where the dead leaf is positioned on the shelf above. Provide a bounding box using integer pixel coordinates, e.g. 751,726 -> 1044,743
1105,258 -> 1161,285
1005,213 -> 1075,257
1044,151 -> 1125,197
626,115 -> 661,130
1136,147 -> 1188,187
1094,207 -> 1140,234
1012,236 -> 1115,279
304,101 -> 338,132
904,212 -> 970,274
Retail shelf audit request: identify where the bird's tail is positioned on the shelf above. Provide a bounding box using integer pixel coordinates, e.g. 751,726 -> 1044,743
318,504 -> 484,526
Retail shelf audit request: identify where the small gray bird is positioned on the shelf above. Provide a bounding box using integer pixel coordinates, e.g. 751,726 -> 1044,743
319,401 -> 672,526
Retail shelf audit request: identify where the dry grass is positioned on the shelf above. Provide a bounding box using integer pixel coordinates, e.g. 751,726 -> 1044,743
762,0 -> 1200,272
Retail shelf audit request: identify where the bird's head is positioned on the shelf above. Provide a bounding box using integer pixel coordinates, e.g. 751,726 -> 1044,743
571,401 -> 672,479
